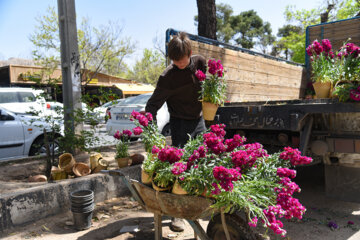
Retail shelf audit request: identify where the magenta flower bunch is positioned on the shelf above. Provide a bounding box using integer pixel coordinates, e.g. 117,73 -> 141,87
306,39 -> 335,83
113,129 -> 133,159
129,111 -> 166,153
195,59 -> 227,105
142,122 -> 312,237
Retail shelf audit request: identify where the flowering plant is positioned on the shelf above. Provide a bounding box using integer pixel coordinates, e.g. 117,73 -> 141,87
130,111 -> 166,153
142,123 -> 312,237
195,59 -> 227,105
114,129 -> 132,159
306,39 -> 335,83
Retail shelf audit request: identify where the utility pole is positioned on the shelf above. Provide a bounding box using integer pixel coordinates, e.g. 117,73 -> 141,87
57,0 -> 82,153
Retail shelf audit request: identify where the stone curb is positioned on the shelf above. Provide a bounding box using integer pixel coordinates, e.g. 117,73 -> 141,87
0,164 -> 140,232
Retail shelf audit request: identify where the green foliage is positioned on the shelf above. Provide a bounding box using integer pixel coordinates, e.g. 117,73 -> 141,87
115,141 -> 130,159
332,81 -> 357,102
126,48 -> 165,85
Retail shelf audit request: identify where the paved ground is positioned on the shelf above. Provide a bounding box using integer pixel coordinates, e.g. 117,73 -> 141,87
2,164 -> 360,240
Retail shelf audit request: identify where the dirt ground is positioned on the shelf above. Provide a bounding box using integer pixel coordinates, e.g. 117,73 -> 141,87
1,164 -> 360,240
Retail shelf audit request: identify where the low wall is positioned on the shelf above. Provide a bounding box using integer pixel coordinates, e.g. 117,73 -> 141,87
0,165 -> 141,232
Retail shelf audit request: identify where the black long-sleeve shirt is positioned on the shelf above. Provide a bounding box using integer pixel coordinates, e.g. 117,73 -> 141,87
145,55 -> 206,120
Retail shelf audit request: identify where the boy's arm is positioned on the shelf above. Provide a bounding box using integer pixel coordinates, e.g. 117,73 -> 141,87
145,76 -> 169,121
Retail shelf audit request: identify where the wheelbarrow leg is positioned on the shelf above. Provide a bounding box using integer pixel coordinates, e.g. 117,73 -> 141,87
154,213 -> 162,240
186,220 -> 211,240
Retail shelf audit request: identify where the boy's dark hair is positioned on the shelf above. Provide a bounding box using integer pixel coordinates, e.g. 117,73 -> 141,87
168,32 -> 192,61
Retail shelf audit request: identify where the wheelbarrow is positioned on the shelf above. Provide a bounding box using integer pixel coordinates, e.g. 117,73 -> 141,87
102,169 -> 262,240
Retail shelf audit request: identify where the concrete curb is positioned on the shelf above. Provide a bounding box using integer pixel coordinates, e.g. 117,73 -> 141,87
0,165 -> 140,232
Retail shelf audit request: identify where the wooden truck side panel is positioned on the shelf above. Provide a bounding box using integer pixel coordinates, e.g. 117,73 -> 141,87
190,40 -> 307,102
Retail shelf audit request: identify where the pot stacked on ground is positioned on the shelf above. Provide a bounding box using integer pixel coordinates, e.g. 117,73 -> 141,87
70,189 -> 94,231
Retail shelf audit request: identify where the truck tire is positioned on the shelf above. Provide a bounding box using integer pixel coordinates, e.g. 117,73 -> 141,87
206,212 -> 262,240
29,136 -> 60,156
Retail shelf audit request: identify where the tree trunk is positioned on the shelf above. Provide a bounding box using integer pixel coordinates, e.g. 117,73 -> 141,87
196,0 -> 217,40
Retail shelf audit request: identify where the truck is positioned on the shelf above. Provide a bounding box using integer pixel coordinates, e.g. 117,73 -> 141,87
166,16 -> 360,202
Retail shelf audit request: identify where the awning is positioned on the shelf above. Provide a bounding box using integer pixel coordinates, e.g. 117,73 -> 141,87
114,83 -> 155,95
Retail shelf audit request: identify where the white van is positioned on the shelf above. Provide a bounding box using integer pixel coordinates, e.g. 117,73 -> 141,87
0,87 -> 47,115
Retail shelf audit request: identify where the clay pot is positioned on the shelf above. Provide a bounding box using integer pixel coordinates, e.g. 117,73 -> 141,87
151,174 -> 171,192
141,166 -> 152,185
58,153 -> 76,174
72,163 -> 91,177
116,157 -> 132,168
313,81 -> 331,99
89,153 -> 103,171
171,180 -> 187,195
51,169 -> 67,180
130,153 -> 145,165
92,159 -> 109,173
202,101 -> 219,121
28,175 -> 47,182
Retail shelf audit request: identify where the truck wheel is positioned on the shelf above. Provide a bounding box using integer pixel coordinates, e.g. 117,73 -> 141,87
206,213 -> 260,240
161,124 -> 171,136
29,137 -> 60,156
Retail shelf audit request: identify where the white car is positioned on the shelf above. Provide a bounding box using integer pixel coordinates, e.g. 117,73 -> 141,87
0,106 -> 62,161
93,99 -> 126,123
0,87 -> 50,116
106,93 -> 170,137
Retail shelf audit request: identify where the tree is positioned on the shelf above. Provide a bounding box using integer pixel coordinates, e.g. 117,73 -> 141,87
126,48 -> 165,86
29,7 -> 135,92
215,3 -> 235,43
196,0 -> 217,39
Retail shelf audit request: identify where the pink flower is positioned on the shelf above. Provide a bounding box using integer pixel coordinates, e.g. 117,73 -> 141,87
122,129 -> 132,138
145,112 -> 153,122
113,130 -> 121,140
321,39 -> 332,53
277,168 -> 296,179
279,147 -> 312,165
133,126 -> 143,135
195,70 -> 206,81
350,89 -> 360,101
248,217 -> 258,227
151,146 -> 160,154
171,162 -> 187,175
157,146 -> 184,163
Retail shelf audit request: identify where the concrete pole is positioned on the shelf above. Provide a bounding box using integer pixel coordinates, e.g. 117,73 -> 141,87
57,0 -> 83,153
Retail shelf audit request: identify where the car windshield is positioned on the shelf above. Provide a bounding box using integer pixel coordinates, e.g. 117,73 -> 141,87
0,92 -> 36,103
121,94 -> 151,105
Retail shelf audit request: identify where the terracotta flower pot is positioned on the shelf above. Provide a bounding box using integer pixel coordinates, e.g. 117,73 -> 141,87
72,163 -> 91,177
92,159 -> 109,173
171,180 -> 187,195
89,153 -> 103,171
28,175 -> 47,182
151,174 -> 171,192
116,157 -> 132,168
51,169 -> 67,180
141,167 -> 152,185
202,101 -> 219,121
313,82 -> 331,99
130,153 -> 146,165
58,153 -> 76,174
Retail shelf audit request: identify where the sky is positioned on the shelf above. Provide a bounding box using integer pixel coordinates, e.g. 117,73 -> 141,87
0,0 -> 323,67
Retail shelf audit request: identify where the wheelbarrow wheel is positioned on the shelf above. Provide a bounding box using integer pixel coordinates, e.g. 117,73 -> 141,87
206,212 -> 260,240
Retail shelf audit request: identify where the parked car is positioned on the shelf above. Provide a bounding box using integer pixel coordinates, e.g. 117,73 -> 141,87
0,87 -> 48,116
93,99 -> 126,123
106,93 -> 170,137
0,106 -> 62,161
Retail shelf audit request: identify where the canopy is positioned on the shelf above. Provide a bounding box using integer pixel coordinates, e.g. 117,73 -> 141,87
114,83 -> 154,95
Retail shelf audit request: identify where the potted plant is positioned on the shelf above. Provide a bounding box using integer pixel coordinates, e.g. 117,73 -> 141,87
195,59 -> 227,121
113,129 -> 132,168
306,39 -> 334,98
142,123 -> 313,237
332,41 -> 360,101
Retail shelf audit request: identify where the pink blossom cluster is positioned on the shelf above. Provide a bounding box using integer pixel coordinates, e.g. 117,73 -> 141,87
130,110 -> 152,127
152,145 -> 160,154
114,129 -> 132,140
210,124 -> 226,137
133,126 -> 143,135
212,166 -> 241,192
279,147 -> 312,165
350,88 -> 360,101
203,132 -> 226,154
225,134 -> 246,152
171,162 -> 187,175
243,143 -> 268,159
195,69 -> 206,82
231,150 -> 254,170
263,205 -> 287,236
207,59 -> 224,77
338,42 -> 360,59
277,168 -> 296,179
157,146 -> 183,164
306,39 -> 333,58
187,146 -> 207,168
